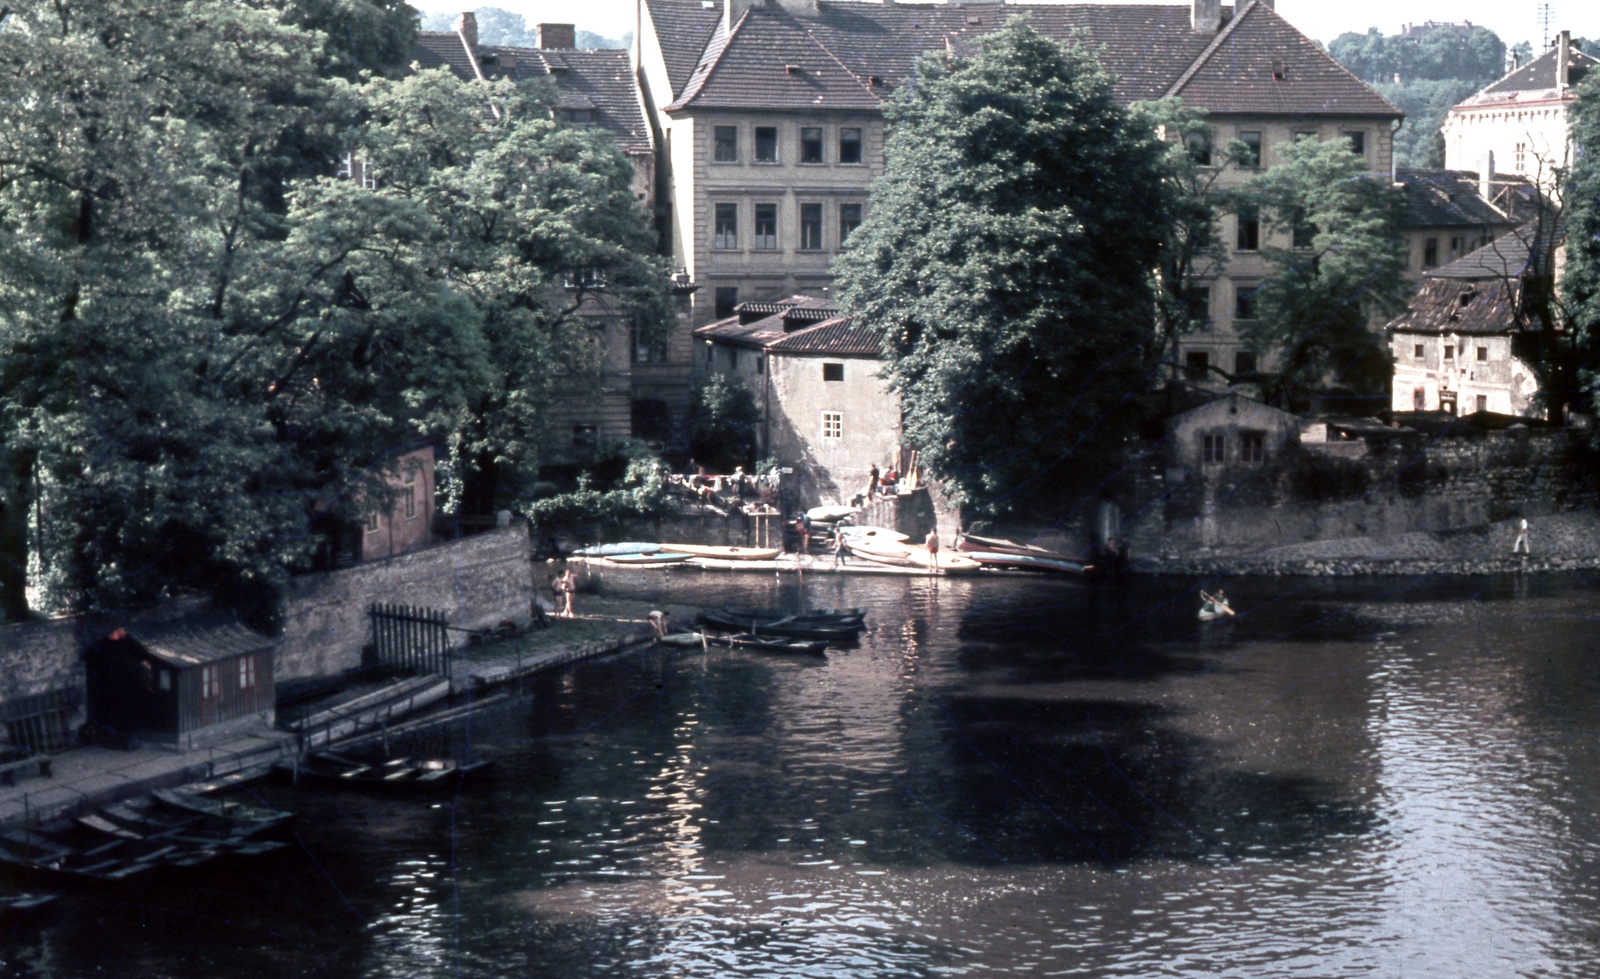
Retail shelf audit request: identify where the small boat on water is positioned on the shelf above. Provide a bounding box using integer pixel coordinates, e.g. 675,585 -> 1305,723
605,551 -> 694,566
962,551 -> 1090,575
274,751 -> 493,792
845,539 -> 982,574
571,542 -> 662,558
150,787 -> 294,837
78,798 -> 286,855
656,544 -> 782,561
697,607 -> 865,641
1197,590 -> 1235,622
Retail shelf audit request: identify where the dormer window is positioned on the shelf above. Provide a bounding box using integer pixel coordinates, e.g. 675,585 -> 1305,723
562,109 -> 593,125
1271,60 -> 1288,81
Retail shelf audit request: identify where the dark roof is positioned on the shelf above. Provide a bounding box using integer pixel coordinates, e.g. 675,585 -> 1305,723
1426,216 -> 1563,281
659,1 -> 1397,116
1395,169 -> 1520,229
412,34 -> 653,153
1477,42 -> 1598,98
106,616 -> 275,668
767,315 -> 881,355
646,0 -> 737,98
1385,277 -> 1533,337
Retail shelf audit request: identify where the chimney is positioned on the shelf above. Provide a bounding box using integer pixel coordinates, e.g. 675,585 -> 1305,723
1479,151 -> 1494,204
1191,0 -> 1220,32
725,0 -> 762,28
1558,30 -> 1571,94
536,23 -> 575,49
1254,0 -> 1274,9
453,11 -> 477,50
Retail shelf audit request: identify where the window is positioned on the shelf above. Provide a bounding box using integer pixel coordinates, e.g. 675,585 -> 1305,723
706,343 -> 714,364
1414,343 -> 1425,359
365,511 -> 380,533
753,203 -> 777,250
1186,128 -> 1212,166
1236,205 -> 1260,251
800,126 -> 823,164
1476,394 -> 1488,413
1235,287 -> 1258,321
339,153 -> 376,189
754,126 -> 778,163
239,656 -> 256,690
1293,129 -> 1318,143
714,125 -> 738,162
1184,350 -> 1210,380
201,664 -> 220,700
714,287 -> 738,319
562,108 -> 593,125
404,480 -> 417,520
1235,350 -> 1257,376
1342,130 -> 1366,156
1414,387 -> 1426,410
1515,141 -> 1527,172
757,356 -> 764,375
1271,60 -> 1288,81
821,411 -> 843,440
1238,130 -> 1262,167
839,127 -> 862,164
1423,237 -> 1438,268
799,203 -> 823,250
1477,346 -> 1489,362
632,324 -> 668,363
713,203 -> 738,249
564,268 -> 607,290
839,203 -> 862,245
1291,208 -> 1315,249
1240,431 -> 1265,464
1443,345 -> 1454,361
1450,236 -> 1465,259
1186,287 -> 1211,330
1202,433 -> 1225,464
822,362 -> 844,382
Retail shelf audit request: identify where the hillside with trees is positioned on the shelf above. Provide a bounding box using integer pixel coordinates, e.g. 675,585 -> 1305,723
418,7 -> 629,49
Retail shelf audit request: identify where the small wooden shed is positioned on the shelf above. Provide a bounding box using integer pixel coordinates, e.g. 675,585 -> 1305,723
83,616 -> 276,749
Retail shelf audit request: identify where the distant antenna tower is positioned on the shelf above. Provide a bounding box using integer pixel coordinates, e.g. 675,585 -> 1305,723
1538,2 -> 1553,49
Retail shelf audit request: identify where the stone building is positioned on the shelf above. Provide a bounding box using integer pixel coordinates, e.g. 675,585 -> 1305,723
1394,167 -> 1528,281
1442,31 -> 1598,196
637,0 -> 1402,384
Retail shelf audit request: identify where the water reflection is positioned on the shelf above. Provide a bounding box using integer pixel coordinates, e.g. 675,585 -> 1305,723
7,572 -> 1600,976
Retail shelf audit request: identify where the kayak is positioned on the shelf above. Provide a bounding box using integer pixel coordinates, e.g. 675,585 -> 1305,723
836,525 -> 909,543
606,552 -> 694,566
846,539 -> 982,574
962,551 -> 1090,574
805,505 -> 859,524
957,533 -> 1085,564
571,542 -> 661,557
657,544 -> 782,561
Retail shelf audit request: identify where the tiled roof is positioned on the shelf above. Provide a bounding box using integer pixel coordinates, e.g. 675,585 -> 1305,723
767,315 -> 881,355
1385,277 -> 1533,337
645,0 -> 727,98
1396,169 -> 1519,229
659,1 -> 1397,116
412,34 -> 653,153
110,615 -> 276,668
1470,43 -> 1598,101
1426,217 -> 1562,281
696,310 -> 792,348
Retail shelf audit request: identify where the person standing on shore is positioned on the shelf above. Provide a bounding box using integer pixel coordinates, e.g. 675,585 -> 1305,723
1513,516 -> 1530,555
924,527 -> 940,572
832,529 -> 849,570
558,567 -> 576,618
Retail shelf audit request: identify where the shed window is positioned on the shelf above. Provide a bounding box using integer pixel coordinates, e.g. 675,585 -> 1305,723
1414,343 -> 1425,359
1240,431 -> 1265,464
239,656 -> 256,690
822,362 -> 844,382
202,664 -> 220,700
404,471 -> 417,520
1202,434 -> 1225,464
1444,345 -> 1454,361
159,669 -> 172,691
1477,346 -> 1489,362
366,511 -> 380,533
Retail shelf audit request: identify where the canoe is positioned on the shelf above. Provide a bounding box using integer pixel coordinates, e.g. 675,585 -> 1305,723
605,551 -> 694,566
657,544 -> 782,561
846,540 -> 982,574
150,787 -> 294,837
718,634 -> 828,656
1198,603 -> 1234,622
836,525 -> 909,543
571,542 -> 661,557
962,551 -> 1090,574
697,608 -> 865,641
0,824 -> 168,888
713,606 -> 865,626
274,751 -> 493,793
805,505 -> 859,523
957,533 -> 1086,564
78,800 -> 288,856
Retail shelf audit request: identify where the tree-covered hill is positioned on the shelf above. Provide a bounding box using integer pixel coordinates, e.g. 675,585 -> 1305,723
418,7 -> 630,49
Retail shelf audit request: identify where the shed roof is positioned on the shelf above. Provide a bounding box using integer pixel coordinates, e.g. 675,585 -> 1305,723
105,616 -> 275,668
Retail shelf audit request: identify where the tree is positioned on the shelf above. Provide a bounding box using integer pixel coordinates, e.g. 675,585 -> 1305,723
833,19 -> 1176,511
1235,138 -> 1411,409
1559,72 -> 1600,427
686,372 -> 760,471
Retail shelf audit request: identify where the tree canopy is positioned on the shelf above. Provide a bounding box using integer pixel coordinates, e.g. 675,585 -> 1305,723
1560,71 -> 1600,429
0,0 -> 663,619
832,19 -> 1177,511
1234,138 -> 1410,408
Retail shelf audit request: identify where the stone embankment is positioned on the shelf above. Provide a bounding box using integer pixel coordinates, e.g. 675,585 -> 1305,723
1133,512 -> 1600,577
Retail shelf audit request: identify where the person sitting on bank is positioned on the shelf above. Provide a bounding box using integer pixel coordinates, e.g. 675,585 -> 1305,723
649,609 -> 670,640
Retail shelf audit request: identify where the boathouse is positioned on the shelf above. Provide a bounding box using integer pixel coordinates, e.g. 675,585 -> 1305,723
83,616 -> 276,749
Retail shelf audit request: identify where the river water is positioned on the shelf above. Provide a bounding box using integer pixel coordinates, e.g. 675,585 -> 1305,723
4,570 -> 1600,977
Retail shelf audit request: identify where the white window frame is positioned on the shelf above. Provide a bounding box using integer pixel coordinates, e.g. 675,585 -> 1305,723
821,411 -> 843,440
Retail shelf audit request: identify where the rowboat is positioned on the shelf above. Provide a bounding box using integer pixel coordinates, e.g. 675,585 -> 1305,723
0,824 -> 168,888
605,551 -> 694,566
957,533 -> 1086,564
571,542 -> 661,557
150,787 -> 294,837
805,505 -> 859,523
77,802 -> 288,856
274,751 -> 493,792
962,550 -> 1090,574
656,631 -> 828,656
656,544 -> 782,560
836,525 -> 909,543
697,607 -> 866,641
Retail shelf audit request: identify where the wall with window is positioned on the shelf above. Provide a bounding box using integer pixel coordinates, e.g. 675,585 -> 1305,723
1390,331 -> 1539,417
1442,102 -> 1572,195
361,446 -> 438,561
765,353 -> 899,505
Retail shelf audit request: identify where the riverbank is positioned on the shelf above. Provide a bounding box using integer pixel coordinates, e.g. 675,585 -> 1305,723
1132,511 -> 1600,576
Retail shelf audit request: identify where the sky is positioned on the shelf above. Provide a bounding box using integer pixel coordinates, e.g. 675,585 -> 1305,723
416,0 -> 1600,51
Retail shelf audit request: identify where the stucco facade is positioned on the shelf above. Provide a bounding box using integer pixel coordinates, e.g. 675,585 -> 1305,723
1390,331 -> 1536,417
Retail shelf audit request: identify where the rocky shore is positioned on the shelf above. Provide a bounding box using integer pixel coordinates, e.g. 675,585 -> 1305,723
1131,511 -> 1600,577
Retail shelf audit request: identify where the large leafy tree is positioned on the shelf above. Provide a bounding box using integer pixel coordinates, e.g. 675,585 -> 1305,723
1235,137 -> 1410,408
833,19 -> 1177,510
1561,71 -> 1600,428
0,1 -> 663,618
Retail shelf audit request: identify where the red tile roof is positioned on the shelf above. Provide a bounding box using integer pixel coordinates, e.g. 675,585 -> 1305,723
645,0 -> 728,98
767,316 -> 881,355
654,1 -> 1397,117
694,295 -> 880,355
